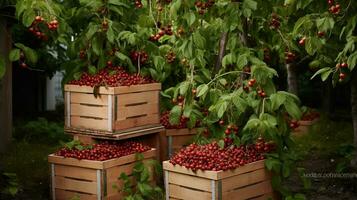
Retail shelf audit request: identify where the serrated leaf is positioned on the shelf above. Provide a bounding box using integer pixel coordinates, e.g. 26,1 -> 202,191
179,81 -> 190,95
22,9 -> 36,27
270,92 -> 286,110
347,51 -> 357,71
88,65 -> 96,75
197,84 -> 209,97
184,12 -> 196,26
217,101 -> 228,118
170,0 -> 182,18
169,105 -> 182,125
9,49 -> 20,62
86,24 -> 98,39
311,67 -> 331,80
193,32 -> 205,49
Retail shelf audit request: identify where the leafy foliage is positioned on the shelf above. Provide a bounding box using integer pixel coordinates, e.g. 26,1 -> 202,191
118,154 -> 163,200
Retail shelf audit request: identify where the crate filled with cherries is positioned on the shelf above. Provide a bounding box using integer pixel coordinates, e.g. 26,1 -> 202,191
49,140 -> 156,200
163,137 -> 276,200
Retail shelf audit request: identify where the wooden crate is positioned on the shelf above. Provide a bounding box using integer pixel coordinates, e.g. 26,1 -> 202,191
163,160 -> 275,200
293,118 -> 319,136
48,149 -> 156,200
166,129 -> 197,158
64,83 -> 161,134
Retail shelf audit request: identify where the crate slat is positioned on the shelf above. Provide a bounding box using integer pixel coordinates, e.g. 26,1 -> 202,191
70,116 -> 109,131
70,92 -> 108,105
117,103 -> 158,120
114,114 -> 160,130
168,171 -> 212,192
54,165 -> 97,181
221,168 -> 271,192
55,176 -> 98,194
166,129 -> 197,136
222,180 -> 273,200
55,189 -> 97,200
169,184 -> 212,200
116,91 -> 159,107
71,103 -> 108,119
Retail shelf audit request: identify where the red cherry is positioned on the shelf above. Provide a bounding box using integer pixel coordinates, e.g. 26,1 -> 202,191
341,62 -> 348,68
339,73 -> 346,80
219,120 -> 224,126
299,37 -> 306,46
35,16 -> 42,22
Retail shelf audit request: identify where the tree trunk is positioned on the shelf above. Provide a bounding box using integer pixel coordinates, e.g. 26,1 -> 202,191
0,19 -> 12,153
214,32 -> 228,73
286,63 -> 298,96
350,69 -> 357,167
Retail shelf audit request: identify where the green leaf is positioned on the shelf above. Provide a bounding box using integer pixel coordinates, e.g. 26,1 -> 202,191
347,51 -> 357,71
22,9 -> 36,27
107,26 -> 115,43
270,92 -> 286,110
218,140 -> 225,149
217,101 -> 228,118
311,67 -> 331,81
236,54 -> 248,69
316,17 -> 334,32
9,49 -> 20,62
293,16 -> 310,35
169,105 -> 182,125
197,84 -> 209,97
184,12 -> 196,27
193,32 -> 205,49
92,36 -> 103,56
243,0 -> 257,10
108,0 -> 130,8
88,65 -> 97,75
282,164 -> 291,178
0,56 -> 6,79
265,158 -> 281,172
86,24 -> 98,39
179,81 -> 190,95
284,98 -> 302,119
170,0 -> 182,18
23,47 -> 38,64
137,183 -> 152,196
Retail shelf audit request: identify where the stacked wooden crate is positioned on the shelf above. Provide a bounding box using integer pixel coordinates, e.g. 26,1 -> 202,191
163,160 -> 275,200
49,83 -> 163,200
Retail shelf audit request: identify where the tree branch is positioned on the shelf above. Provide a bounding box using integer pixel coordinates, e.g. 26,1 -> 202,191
214,32 -> 228,74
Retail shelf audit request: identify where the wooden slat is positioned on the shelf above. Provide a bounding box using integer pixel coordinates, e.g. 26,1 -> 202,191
166,129 -> 197,136
169,184 -> 212,200
48,149 -> 155,170
54,165 -> 97,181
70,116 -> 108,131
163,160 -> 265,180
65,84 -> 115,94
70,92 -> 108,105
49,155 -> 104,169
71,103 -> 108,119
222,180 -> 273,200
250,193 -> 275,200
113,83 -> 161,94
55,189 -> 97,200
116,91 -> 159,106
117,103 -> 158,120
221,168 -> 271,192
103,149 -> 156,169
114,114 -> 160,130
65,83 -> 161,95
169,198 -> 182,200
168,172 -> 212,192
171,135 -> 195,147
55,176 -> 98,194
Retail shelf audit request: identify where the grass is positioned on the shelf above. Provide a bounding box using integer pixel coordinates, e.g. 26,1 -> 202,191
0,141 -> 61,200
293,114 -> 354,159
